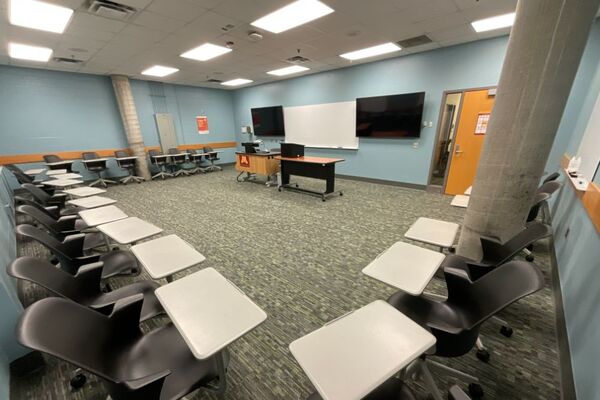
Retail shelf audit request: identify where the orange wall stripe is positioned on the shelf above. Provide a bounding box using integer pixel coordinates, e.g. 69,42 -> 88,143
0,141 -> 238,165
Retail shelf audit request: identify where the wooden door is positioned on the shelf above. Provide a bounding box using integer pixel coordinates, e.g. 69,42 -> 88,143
444,89 -> 495,195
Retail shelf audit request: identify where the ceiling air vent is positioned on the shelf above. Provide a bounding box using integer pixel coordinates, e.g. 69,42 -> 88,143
88,0 -> 137,20
286,55 -> 311,64
205,78 -> 223,83
397,35 -> 433,48
53,57 -> 84,64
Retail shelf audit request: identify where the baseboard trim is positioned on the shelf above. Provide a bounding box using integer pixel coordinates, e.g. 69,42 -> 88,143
335,174 -> 427,190
547,205 -> 577,400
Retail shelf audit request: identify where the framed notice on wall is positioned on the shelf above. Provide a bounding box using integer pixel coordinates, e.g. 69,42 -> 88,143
475,112 -> 490,135
196,116 -> 209,134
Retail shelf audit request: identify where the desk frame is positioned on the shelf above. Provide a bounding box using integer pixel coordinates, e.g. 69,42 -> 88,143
276,157 -> 344,201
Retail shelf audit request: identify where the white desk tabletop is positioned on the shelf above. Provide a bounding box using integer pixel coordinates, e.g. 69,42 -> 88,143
131,234 -> 205,279
169,153 -> 188,157
405,217 -> 460,249
97,216 -> 162,245
45,160 -> 76,166
45,169 -> 68,176
82,158 -> 109,163
67,195 -> 116,209
362,242 -> 445,295
116,156 -> 138,160
451,195 -> 470,208
151,154 -> 170,158
464,186 -> 472,195
155,268 -> 267,359
41,179 -> 82,188
49,173 -> 82,180
24,168 -> 46,175
78,205 -> 128,227
62,186 -> 106,197
289,300 -> 436,400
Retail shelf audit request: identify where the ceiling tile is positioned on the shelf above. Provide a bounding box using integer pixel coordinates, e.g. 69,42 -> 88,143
147,0 -> 208,22
132,10 -> 188,32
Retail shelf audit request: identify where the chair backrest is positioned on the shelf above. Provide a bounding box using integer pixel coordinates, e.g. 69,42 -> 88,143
148,149 -> 162,157
203,146 -> 214,153
168,148 -> 179,155
537,180 -> 562,196
114,150 -> 129,158
7,256 -> 98,302
527,192 -> 550,222
16,204 -> 60,233
15,224 -> 82,273
43,154 -> 61,163
168,148 -> 186,163
6,165 -> 33,184
542,172 -> 560,184
445,260 -> 544,329
82,152 -> 99,160
16,296 -> 142,383
480,222 -> 552,266
21,183 -> 51,203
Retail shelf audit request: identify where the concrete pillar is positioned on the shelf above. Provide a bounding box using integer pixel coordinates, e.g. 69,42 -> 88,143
110,75 -> 151,181
457,0 -> 600,259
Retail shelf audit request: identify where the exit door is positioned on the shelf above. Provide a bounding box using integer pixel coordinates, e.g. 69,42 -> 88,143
444,89 -> 496,195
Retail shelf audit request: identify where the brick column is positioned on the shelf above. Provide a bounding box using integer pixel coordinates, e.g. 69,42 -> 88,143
111,75 -> 151,181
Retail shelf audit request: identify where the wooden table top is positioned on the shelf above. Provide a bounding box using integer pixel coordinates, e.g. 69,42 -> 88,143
275,156 -> 345,164
236,151 -> 281,156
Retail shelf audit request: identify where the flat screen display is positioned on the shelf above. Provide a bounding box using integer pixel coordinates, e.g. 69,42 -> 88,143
251,106 -> 285,136
356,92 -> 425,138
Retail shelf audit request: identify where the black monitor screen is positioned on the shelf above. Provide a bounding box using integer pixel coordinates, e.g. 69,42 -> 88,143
356,92 -> 425,138
251,106 -> 285,136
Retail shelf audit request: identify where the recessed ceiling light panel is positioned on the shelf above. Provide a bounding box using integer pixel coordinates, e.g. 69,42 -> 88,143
471,12 -> 516,33
251,0 -> 334,34
221,78 -> 253,86
9,43 -> 53,62
9,0 -> 74,33
141,65 -> 179,77
180,43 -> 232,61
267,65 -> 310,76
340,42 -> 401,60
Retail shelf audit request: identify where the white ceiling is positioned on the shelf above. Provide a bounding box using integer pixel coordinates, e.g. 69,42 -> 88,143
0,0 -> 522,89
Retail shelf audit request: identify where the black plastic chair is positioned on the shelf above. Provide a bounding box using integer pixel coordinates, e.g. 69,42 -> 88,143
16,205 -> 104,251
44,154 -> 74,172
148,149 -> 173,180
21,183 -> 68,209
8,257 -> 163,322
168,148 -> 192,177
203,146 -> 222,172
537,180 -> 562,196
17,295 -> 228,399
542,172 -> 560,184
5,164 -> 41,185
82,152 -> 115,187
185,149 -> 208,174
388,260 -> 544,399
16,224 -> 139,278
114,150 -> 144,184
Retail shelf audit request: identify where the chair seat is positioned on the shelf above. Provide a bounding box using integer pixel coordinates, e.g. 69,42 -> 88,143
74,218 -> 90,231
307,377 -> 416,400
93,281 -> 163,321
99,250 -> 140,278
117,323 -> 228,400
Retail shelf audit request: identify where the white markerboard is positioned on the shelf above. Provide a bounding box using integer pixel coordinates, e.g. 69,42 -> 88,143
283,101 -> 359,149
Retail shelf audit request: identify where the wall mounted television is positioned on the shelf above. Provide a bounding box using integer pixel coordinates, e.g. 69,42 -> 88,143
356,92 -> 425,138
251,105 -> 285,136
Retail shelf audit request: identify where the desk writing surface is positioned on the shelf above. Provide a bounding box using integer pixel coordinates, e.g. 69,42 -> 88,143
45,169 -> 68,176
49,173 -> 82,180
451,195 -> 469,208
67,196 -> 116,209
78,205 -> 128,227
97,217 -> 162,245
155,268 -> 267,359
63,187 -> 106,197
24,168 -> 45,175
405,217 -> 459,248
82,158 -> 109,163
275,156 -> 344,164
116,156 -> 138,161
41,179 -> 82,187
45,160 -> 76,166
289,300 -> 435,400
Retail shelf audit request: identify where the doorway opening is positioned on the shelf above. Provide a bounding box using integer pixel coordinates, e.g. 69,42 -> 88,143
430,92 -> 462,187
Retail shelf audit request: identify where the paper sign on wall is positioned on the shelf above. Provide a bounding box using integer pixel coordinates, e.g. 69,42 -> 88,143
196,116 -> 209,134
475,112 -> 490,135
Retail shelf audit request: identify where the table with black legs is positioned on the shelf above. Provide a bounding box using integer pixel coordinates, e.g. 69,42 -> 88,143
275,156 -> 344,201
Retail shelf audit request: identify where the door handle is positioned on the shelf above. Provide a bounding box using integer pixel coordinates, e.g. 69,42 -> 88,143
454,144 -> 463,155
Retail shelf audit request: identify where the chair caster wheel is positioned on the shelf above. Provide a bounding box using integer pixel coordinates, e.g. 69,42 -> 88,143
70,369 -> 86,390
476,349 -> 490,363
295,184 -> 299,188
500,326 -> 513,337
322,198 -> 326,202
526,254 -> 534,262
448,247 -> 456,253
468,383 -> 484,399
339,192 -> 343,196
278,187 -> 282,192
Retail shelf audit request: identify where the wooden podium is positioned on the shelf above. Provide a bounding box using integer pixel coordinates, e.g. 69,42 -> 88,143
235,151 -> 280,185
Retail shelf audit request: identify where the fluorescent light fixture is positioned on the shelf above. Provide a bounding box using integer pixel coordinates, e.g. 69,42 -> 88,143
141,65 -> 179,77
9,0 -> 73,34
340,42 -> 401,61
8,43 -> 53,62
221,78 -> 253,86
267,65 -> 310,76
251,0 -> 334,34
471,12 -> 516,32
180,43 -> 232,61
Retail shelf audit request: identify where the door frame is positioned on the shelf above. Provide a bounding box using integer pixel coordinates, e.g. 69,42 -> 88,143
427,85 -> 497,192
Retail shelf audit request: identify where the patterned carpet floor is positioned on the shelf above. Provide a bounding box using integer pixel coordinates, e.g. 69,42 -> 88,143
11,166 -> 561,399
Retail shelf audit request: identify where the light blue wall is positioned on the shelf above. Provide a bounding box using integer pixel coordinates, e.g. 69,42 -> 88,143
551,180 -> 600,400
233,21 -> 600,186
130,80 -> 237,164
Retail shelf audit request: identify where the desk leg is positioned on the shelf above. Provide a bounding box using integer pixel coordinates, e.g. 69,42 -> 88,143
204,350 -> 228,396
325,165 -> 335,194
